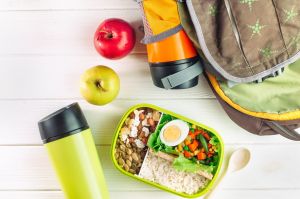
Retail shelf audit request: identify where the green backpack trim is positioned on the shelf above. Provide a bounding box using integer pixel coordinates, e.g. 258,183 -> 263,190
219,59 -> 300,114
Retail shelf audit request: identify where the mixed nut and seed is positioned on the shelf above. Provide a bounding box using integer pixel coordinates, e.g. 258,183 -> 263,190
114,108 -> 161,174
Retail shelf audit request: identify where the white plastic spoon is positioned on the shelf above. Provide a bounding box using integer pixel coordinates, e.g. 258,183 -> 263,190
204,148 -> 251,199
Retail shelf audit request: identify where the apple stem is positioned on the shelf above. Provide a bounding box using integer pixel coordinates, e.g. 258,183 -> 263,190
95,80 -> 107,92
98,30 -> 113,39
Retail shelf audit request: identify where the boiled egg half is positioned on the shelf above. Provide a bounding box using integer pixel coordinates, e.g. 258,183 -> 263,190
160,120 -> 189,146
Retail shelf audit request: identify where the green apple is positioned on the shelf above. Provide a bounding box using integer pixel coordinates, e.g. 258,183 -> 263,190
80,65 -> 120,105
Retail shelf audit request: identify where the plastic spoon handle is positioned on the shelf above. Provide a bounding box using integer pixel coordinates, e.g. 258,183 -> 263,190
204,169 -> 228,199
204,148 -> 251,199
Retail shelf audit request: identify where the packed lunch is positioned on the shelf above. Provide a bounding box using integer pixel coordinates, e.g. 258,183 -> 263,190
112,104 -> 224,198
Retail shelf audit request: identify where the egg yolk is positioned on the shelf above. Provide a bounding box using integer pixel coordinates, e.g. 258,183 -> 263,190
163,125 -> 181,142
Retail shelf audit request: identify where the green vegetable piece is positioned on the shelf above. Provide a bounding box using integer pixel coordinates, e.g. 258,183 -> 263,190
190,128 -> 195,133
198,134 -> 208,152
165,145 -> 178,155
191,157 -> 198,163
209,136 -> 219,145
183,145 -> 189,151
147,113 -> 179,155
209,136 -> 220,152
172,155 -> 214,174
199,160 -> 206,164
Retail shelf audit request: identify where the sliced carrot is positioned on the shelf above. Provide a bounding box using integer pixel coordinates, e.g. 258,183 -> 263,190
189,132 -> 196,139
188,140 -> 199,152
194,130 -> 201,136
197,152 -> 206,160
184,151 -> 192,158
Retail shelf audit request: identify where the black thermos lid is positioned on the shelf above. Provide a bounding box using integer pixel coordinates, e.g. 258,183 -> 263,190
149,57 -> 200,89
38,103 -> 89,143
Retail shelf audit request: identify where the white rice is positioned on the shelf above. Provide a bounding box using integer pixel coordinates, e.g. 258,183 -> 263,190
138,152 -> 208,195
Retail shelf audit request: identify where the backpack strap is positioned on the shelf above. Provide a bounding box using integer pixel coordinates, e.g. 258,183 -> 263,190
264,121 -> 300,141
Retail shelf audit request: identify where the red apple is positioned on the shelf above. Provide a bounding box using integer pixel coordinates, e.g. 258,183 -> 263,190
94,18 -> 136,60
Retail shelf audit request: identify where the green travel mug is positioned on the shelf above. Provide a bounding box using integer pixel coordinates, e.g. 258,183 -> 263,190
38,103 -> 110,199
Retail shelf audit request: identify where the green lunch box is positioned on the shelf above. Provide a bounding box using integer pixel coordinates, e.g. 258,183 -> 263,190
111,104 -> 224,198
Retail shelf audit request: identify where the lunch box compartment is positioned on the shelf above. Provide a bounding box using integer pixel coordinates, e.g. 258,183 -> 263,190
111,104 -> 224,198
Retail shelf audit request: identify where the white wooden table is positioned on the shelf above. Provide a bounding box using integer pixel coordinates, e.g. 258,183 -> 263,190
0,0 -> 299,198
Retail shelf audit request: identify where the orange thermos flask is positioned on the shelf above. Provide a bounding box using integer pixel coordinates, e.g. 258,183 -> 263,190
136,0 -> 203,89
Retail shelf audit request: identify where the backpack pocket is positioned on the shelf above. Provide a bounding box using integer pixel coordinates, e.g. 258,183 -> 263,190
207,59 -> 300,141
183,0 -> 300,83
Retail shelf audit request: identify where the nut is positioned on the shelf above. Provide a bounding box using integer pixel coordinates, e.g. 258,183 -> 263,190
121,127 -> 130,135
142,119 -> 150,126
126,160 -> 132,167
128,138 -> 135,143
128,119 -> 135,127
152,111 -> 161,121
142,127 -> 150,137
129,112 -> 135,119
138,131 -> 145,139
115,152 -> 119,159
124,164 -> 130,171
118,158 -> 125,166
126,148 -> 132,155
132,152 -> 139,162
137,123 -> 142,131
148,118 -> 155,126
149,125 -> 156,132
124,118 -> 130,125
135,139 -> 145,149
128,156 -> 133,162
141,137 -> 147,144
132,162 -> 138,167
120,151 -> 126,159
120,144 -> 126,152
139,113 -> 145,120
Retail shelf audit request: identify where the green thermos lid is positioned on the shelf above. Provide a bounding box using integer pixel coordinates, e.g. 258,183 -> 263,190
38,103 -> 89,143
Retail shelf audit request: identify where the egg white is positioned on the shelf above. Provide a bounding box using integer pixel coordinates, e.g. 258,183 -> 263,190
160,119 -> 189,146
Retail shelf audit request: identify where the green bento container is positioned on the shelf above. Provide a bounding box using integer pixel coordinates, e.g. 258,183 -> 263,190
111,104 -> 224,198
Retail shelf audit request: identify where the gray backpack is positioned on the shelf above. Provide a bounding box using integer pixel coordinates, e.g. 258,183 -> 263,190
179,0 -> 300,141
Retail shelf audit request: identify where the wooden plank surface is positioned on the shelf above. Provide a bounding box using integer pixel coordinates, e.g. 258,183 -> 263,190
0,99 -> 292,145
0,145 -> 299,191
0,0 -> 137,10
1,190 -> 300,199
1,0 -> 300,198
0,55 -> 214,99
0,10 -> 145,56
